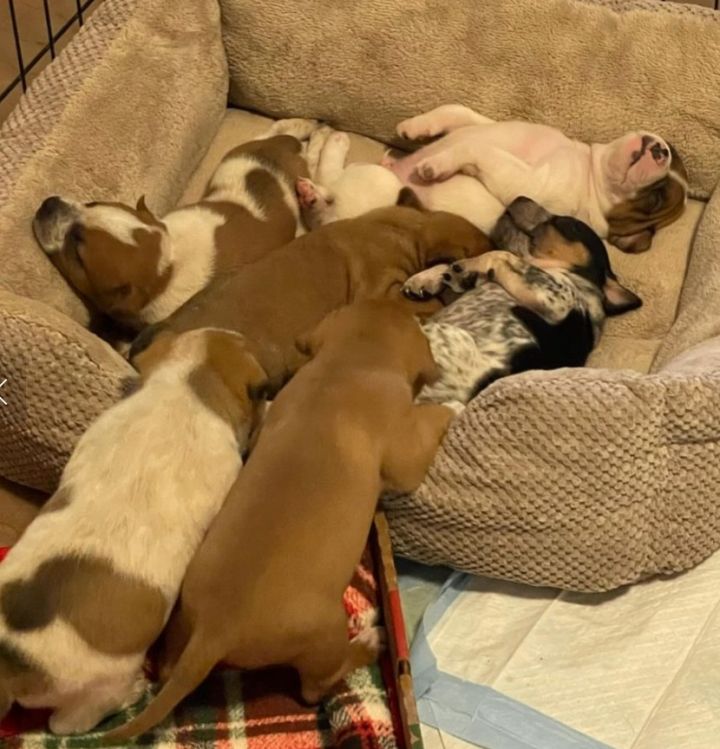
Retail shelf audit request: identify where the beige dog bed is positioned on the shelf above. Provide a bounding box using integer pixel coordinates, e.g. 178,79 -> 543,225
1,0 -> 720,591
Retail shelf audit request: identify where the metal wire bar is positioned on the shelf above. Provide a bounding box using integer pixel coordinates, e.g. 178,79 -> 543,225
7,0 -> 27,92
0,0 -> 98,104
42,0 -> 56,59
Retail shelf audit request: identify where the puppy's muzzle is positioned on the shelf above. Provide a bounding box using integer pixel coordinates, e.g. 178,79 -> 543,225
33,196 -> 78,253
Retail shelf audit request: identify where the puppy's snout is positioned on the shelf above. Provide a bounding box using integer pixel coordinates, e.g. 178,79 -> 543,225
35,195 -> 64,223
650,142 -> 669,163
461,271 -> 478,290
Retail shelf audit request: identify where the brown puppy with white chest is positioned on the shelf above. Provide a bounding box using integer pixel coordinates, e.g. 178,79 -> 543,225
129,194 -> 492,384
32,119 -> 317,331
105,300 -> 454,741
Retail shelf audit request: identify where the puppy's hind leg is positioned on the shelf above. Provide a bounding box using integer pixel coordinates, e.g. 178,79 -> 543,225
397,104 -> 494,140
265,118 -> 320,141
381,404 -> 455,493
293,608 -> 385,705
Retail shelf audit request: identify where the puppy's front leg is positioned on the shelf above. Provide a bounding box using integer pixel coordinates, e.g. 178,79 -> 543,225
448,252 -> 576,323
317,131 -> 351,185
402,265 -> 449,300
381,404 -> 455,493
397,105 -> 494,140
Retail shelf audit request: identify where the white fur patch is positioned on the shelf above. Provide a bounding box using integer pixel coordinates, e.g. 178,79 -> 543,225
0,340 -> 245,729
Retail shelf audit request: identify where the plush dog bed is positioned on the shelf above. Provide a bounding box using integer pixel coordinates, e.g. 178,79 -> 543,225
1,0 -> 720,592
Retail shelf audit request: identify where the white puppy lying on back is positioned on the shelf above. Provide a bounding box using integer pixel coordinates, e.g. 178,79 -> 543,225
297,104 -> 688,253
0,328 -> 268,734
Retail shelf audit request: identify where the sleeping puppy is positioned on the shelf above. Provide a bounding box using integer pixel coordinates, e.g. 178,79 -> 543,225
296,108 -> 687,253
105,300 -> 454,741
0,328 -> 268,734
32,119 -> 317,331
128,200 -> 492,385
403,198 -> 642,408
394,104 -> 688,252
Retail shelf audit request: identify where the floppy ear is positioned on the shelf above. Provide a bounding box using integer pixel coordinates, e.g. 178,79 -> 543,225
608,230 -> 654,254
396,187 -> 425,210
295,309 -> 341,359
131,329 -> 176,377
603,277 -> 643,316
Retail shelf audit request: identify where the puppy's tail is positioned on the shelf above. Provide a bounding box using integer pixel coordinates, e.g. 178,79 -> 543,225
102,632 -> 217,743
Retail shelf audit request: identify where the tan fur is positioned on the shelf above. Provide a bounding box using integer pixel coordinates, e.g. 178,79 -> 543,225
106,301 -> 454,740
135,206 -> 492,383
606,147 -> 688,253
1,555 -> 167,656
35,135 -> 310,329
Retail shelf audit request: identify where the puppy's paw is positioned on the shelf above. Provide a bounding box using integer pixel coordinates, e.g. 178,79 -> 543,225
351,625 -> 387,660
327,131 -> 350,150
295,177 -> 319,209
445,260 -> 483,293
397,115 -> 442,141
403,265 -> 448,299
414,156 -> 452,182
268,118 -> 320,141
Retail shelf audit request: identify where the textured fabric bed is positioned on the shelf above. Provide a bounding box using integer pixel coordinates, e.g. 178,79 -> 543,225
1,0 -> 720,592
400,552 -> 720,749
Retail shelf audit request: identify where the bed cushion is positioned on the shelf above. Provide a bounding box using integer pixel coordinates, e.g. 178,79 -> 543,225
0,0 -> 229,491
221,0 -> 720,197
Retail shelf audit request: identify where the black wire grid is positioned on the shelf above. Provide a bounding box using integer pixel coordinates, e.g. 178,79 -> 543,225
2,0 -> 98,107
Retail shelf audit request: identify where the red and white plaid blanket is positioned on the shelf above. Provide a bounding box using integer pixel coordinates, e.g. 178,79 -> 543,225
0,546 -> 399,749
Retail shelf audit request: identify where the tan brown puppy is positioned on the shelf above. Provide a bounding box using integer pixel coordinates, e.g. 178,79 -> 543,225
105,300 -> 454,741
129,199 -> 493,384
32,120 -> 316,330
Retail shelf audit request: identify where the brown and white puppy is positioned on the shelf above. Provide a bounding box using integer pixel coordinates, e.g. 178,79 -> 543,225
0,328 -> 268,734
105,300 -> 454,741
298,107 -> 688,253
32,119 -> 317,330
129,199 -> 492,385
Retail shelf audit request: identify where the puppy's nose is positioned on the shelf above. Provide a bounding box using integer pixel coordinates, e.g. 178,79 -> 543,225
640,135 -> 654,151
35,196 -> 64,222
461,272 -> 479,290
650,143 -> 669,162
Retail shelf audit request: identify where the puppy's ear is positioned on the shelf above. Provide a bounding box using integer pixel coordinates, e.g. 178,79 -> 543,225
608,230 -> 654,253
295,309 -> 340,358
603,277 -> 642,316
130,327 -> 175,377
295,328 -> 321,358
397,187 -> 425,210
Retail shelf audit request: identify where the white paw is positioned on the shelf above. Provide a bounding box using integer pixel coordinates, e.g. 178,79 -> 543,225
403,266 -> 448,299
327,131 -> 350,149
414,157 -> 449,182
351,625 -> 386,658
397,116 -> 440,141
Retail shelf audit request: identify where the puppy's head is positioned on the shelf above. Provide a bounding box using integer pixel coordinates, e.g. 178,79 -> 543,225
498,197 -> 642,316
33,195 -> 171,327
296,300 -> 439,389
603,132 -> 688,252
132,327 -> 270,438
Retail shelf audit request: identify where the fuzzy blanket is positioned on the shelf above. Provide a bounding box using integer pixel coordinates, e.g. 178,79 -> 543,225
0,547 -> 398,749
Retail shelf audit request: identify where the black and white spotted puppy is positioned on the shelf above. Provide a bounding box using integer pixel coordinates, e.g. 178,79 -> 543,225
403,197 -> 642,409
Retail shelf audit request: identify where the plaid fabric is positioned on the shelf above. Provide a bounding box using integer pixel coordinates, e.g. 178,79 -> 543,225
0,547 -> 398,749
